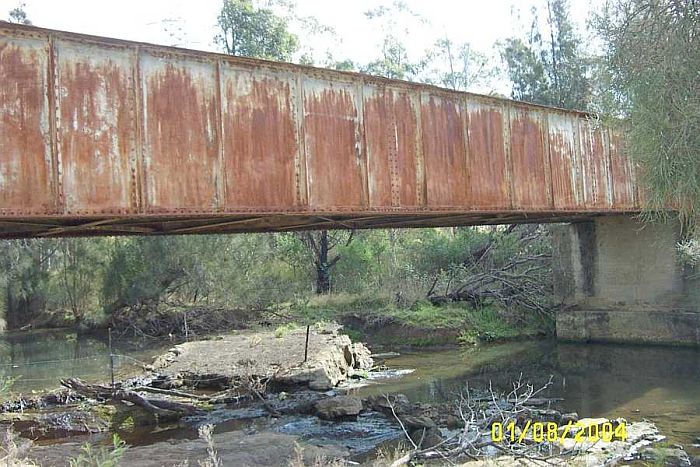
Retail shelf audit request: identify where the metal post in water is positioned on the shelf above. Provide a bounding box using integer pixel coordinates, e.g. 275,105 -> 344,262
108,327 -> 115,390
184,311 -> 189,341
304,325 -> 310,363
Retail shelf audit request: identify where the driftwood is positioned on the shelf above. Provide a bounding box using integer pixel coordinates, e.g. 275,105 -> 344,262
60,378 -> 201,420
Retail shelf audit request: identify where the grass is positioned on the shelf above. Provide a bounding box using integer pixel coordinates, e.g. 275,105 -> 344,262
274,323 -> 298,338
286,293 -> 550,347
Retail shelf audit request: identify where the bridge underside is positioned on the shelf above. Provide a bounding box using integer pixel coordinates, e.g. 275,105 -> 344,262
0,211 -> 625,239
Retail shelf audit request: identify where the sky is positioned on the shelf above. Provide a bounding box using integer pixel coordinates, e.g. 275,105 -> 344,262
0,0 -> 602,93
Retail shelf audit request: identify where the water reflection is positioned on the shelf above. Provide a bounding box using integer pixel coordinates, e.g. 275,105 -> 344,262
0,330 -> 168,393
359,341 -> 700,450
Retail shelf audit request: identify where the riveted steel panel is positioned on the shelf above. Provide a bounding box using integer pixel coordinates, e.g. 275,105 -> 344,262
364,86 -> 420,208
548,113 -> 580,209
465,102 -> 509,209
0,35 -> 53,214
220,65 -> 299,208
578,118 -> 611,208
56,40 -> 137,214
142,52 -> 220,212
303,78 -> 365,209
608,129 -> 635,208
421,94 -> 468,207
509,107 -> 550,209
0,23 -> 647,239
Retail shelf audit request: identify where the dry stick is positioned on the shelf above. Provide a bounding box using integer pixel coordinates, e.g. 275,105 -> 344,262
251,388 -> 281,417
108,327 -> 115,390
133,386 -> 210,401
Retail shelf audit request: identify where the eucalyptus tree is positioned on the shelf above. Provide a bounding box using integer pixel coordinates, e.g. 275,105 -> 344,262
501,0 -> 591,110
594,0 -> 700,219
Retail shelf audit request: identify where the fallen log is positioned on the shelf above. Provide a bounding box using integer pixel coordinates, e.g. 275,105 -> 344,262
60,378 -> 202,421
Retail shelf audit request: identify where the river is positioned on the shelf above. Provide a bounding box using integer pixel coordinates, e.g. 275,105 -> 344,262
1,330 -> 699,462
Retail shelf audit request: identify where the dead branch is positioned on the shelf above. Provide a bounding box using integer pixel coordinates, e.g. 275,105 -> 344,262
60,378 -> 202,420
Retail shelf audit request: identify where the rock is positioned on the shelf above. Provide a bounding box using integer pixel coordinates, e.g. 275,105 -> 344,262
640,446 -> 691,466
31,430 -> 348,467
276,337 -> 374,390
570,417 -> 608,434
154,327 -> 372,391
445,415 -> 463,428
365,393 -> 411,414
409,427 -> 443,448
398,414 -> 437,430
314,396 -> 363,420
531,409 -> 561,423
561,412 -> 579,424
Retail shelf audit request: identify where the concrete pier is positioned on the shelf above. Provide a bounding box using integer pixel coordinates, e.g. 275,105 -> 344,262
552,216 -> 700,345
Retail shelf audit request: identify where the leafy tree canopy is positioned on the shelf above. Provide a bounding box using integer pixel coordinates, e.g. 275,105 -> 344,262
594,0 -> 700,220
215,0 -> 299,61
501,0 -> 591,110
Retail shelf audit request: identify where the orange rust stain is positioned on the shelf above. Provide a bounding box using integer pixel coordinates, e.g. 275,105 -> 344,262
364,89 -> 419,208
548,129 -> 578,209
222,71 -> 297,208
144,61 -> 219,211
608,130 -> 635,208
466,106 -> 509,209
0,41 -> 53,212
58,50 -> 136,212
579,121 -> 610,208
304,84 -> 365,208
421,96 -> 468,207
509,109 -> 549,208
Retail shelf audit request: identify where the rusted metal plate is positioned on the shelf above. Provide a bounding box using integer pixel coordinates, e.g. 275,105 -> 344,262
363,86 -> 421,208
141,52 -> 220,212
578,119 -> 611,209
465,102 -> 510,209
0,23 -> 646,238
509,107 -> 550,209
303,78 -> 366,209
220,65 -> 299,208
0,35 -> 54,214
421,94 -> 468,207
56,39 -> 137,214
548,113 -> 581,209
608,129 -> 636,208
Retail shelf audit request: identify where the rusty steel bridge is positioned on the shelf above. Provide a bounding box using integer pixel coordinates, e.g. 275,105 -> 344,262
0,23 -> 642,238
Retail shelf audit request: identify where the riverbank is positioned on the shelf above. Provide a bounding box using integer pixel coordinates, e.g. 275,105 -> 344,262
10,292 -> 553,348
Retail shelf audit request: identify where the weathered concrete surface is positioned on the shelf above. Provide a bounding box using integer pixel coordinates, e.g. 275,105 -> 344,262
557,309 -> 700,345
153,326 -> 373,390
553,215 -> 700,345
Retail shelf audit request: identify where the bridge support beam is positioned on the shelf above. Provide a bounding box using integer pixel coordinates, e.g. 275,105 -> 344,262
552,215 -> 700,345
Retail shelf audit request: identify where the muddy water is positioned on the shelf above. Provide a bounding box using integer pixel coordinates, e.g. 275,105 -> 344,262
360,340 -> 700,453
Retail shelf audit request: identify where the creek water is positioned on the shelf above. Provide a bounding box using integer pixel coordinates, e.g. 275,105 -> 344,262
359,340 -> 700,453
0,329 -> 169,394
1,330 -> 699,461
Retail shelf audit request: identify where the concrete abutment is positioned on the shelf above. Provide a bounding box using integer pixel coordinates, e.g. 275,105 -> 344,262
552,215 -> 700,345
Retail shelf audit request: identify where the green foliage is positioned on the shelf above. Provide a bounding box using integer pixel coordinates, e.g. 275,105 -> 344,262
7,2 -> 31,24
594,0 -> 700,220
215,0 -> 298,61
430,38 -> 497,91
0,373 -> 19,401
68,434 -> 127,467
274,323 -> 297,338
501,0 -> 591,110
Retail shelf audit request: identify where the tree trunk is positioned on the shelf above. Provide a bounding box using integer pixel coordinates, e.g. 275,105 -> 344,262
315,231 -> 331,294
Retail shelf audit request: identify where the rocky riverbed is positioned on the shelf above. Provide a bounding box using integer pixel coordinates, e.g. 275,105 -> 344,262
0,327 -> 694,466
